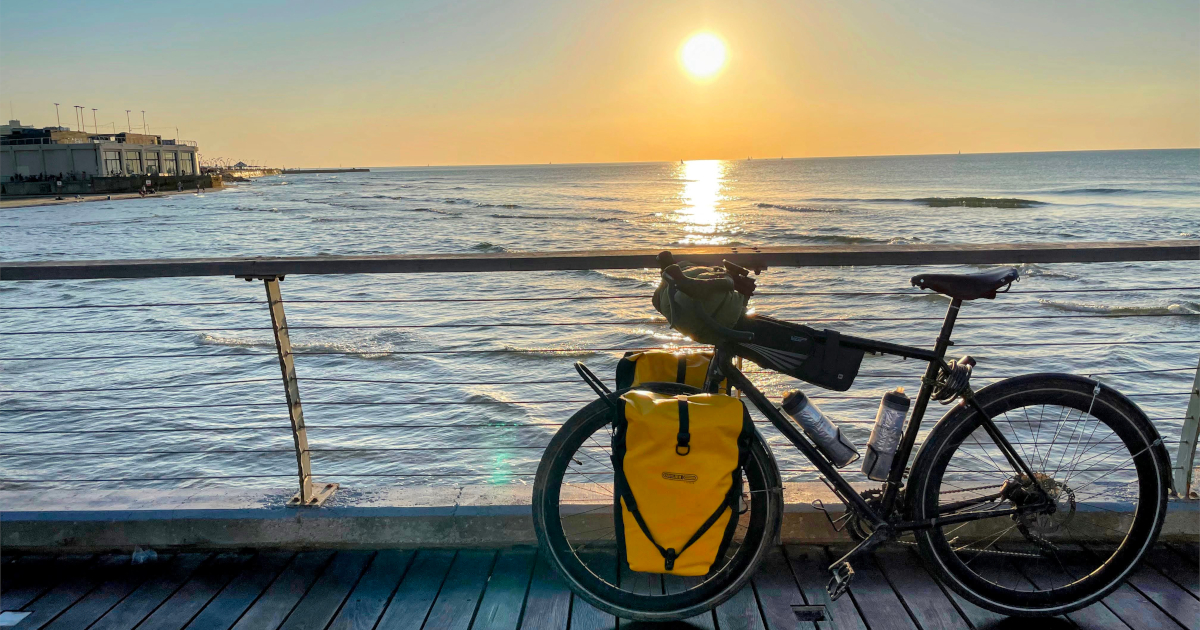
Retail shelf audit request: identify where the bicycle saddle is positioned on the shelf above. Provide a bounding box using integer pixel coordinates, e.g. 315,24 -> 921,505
910,268 -> 1019,300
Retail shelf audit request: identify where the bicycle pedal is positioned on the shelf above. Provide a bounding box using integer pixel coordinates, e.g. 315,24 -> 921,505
826,562 -> 855,601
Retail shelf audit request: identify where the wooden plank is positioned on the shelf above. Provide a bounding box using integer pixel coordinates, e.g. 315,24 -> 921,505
2,240 -> 1195,280
230,551 -> 334,630
326,550 -> 414,630
373,550 -> 456,630
1103,582 -> 1185,630
1014,550 -> 1130,630
825,549 -> 917,630
420,550 -> 496,630
1145,547 -> 1200,599
13,555 -> 126,630
752,547 -> 815,630
713,583 -> 767,630
782,546 -> 865,630
518,553 -> 571,630
872,550 -> 968,630
569,550 -> 617,630
663,574 -> 716,630
0,555 -> 92,612
116,553 -> 250,630
183,551 -> 295,630
472,548 -> 537,630
41,555 -> 179,630
1168,542 -> 1199,565
1127,565 -> 1200,629
277,551 -> 373,630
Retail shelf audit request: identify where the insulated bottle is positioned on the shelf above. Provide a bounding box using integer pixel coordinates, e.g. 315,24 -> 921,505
781,390 -> 860,468
861,387 -> 911,481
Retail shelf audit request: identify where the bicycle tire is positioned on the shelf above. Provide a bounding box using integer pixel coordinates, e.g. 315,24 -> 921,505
909,373 -> 1171,617
532,383 -> 783,622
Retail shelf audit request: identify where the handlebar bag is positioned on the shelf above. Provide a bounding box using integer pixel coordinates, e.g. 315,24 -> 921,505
612,391 -> 752,575
615,350 -> 728,394
652,263 -> 747,344
732,314 -> 865,392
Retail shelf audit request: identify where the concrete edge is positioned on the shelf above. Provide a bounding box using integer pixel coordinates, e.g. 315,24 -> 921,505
2,485 -> 1195,552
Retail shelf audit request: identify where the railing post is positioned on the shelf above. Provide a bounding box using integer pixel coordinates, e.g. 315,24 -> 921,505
249,275 -> 338,507
1172,354 -> 1200,499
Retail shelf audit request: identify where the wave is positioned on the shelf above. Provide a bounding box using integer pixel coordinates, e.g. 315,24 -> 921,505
570,268 -> 658,287
195,333 -> 414,358
1037,299 -> 1200,315
1046,187 -> 1143,195
499,344 -> 607,359
471,242 -> 510,253
403,207 -> 462,216
754,203 -> 841,213
914,197 -> 1043,208
475,203 -> 522,209
777,233 -> 889,245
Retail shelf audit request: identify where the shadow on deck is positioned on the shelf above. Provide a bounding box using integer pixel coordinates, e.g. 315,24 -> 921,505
1,544 -> 1197,630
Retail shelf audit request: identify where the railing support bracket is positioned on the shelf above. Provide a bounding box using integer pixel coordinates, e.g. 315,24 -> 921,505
260,275 -> 338,507
1171,355 -> 1200,499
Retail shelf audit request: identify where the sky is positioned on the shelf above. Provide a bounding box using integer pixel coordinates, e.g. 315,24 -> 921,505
2,0 -> 1197,167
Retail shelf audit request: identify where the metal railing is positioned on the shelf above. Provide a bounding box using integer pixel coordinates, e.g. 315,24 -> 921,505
1,241 -> 1197,506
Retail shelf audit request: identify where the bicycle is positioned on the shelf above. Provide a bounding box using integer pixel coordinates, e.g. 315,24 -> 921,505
532,251 -> 1171,621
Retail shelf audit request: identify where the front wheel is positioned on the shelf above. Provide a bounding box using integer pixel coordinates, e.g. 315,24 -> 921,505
532,383 -> 783,622
910,373 -> 1171,617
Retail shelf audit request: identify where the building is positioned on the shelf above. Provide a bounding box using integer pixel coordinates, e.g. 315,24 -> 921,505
1,120 -> 199,180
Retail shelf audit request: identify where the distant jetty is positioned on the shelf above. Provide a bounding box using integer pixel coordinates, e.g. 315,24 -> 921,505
283,168 -> 371,174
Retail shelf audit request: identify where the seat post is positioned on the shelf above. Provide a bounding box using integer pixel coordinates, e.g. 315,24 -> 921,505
879,297 -> 963,515
933,298 -> 964,360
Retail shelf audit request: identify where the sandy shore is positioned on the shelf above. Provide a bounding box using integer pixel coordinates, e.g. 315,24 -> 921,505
0,188 -> 220,209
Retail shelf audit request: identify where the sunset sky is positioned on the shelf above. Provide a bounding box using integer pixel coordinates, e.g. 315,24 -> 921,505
2,1 -> 1197,167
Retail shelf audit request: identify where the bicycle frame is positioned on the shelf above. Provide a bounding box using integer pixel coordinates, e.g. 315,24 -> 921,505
706,297 -> 1048,532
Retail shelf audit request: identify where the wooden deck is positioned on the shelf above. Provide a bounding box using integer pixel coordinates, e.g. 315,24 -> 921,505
1,544 -> 1196,630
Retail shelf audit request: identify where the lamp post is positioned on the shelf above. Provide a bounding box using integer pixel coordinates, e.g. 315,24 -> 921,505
125,110 -> 132,132
92,109 -> 98,135
74,106 -> 83,132
53,103 -> 61,128
141,110 -> 147,134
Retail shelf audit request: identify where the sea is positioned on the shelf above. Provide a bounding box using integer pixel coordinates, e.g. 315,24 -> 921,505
1,149 -> 1197,491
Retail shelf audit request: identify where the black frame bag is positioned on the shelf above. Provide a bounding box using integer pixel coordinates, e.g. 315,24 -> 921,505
732,314 -> 865,391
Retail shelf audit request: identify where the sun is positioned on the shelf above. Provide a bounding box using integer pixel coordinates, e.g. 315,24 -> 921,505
680,33 -> 727,79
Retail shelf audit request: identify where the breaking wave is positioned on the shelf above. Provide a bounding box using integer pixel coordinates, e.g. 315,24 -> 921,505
754,203 -> 841,213
1037,299 -> 1200,315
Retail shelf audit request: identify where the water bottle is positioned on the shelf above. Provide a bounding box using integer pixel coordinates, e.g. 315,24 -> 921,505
781,390 -> 860,468
862,387 -> 911,481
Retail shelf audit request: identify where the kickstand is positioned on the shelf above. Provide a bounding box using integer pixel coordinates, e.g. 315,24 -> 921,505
574,362 -> 617,410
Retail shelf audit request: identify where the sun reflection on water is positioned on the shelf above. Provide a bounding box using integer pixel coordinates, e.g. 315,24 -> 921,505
675,160 -> 731,245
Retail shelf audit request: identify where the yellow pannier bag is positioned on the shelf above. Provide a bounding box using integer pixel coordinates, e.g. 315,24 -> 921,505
612,390 -> 752,576
615,350 -> 728,394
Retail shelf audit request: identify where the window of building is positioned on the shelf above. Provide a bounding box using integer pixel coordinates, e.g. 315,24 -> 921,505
124,152 -> 142,175
180,152 -> 195,175
104,151 -> 122,176
164,152 -> 177,175
145,152 -> 160,175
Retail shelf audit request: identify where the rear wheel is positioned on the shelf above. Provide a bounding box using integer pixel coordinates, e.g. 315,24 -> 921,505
532,383 -> 782,622
911,374 -> 1170,617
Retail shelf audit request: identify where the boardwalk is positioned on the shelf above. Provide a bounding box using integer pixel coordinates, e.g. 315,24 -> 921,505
1,545 -> 1196,630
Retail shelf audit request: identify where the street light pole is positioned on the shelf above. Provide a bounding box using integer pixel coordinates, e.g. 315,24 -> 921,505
75,106 -> 83,132
92,109 -> 98,135
141,110 -> 147,134
125,110 -> 132,132
53,103 -> 61,128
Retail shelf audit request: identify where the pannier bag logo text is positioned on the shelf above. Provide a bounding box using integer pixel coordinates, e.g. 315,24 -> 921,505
662,472 -> 699,483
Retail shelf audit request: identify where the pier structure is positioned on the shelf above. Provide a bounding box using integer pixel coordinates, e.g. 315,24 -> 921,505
1,240 -> 1198,628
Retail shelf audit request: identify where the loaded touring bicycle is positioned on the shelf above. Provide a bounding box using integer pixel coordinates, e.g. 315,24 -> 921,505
532,251 -> 1171,621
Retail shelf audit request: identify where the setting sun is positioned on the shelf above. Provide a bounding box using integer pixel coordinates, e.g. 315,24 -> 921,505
680,33 -> 727,79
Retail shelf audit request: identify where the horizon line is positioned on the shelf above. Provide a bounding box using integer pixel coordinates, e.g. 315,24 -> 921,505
294,146 -> 1198,170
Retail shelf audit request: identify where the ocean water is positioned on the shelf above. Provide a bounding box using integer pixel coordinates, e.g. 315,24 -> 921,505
1,149 -> 1197,490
